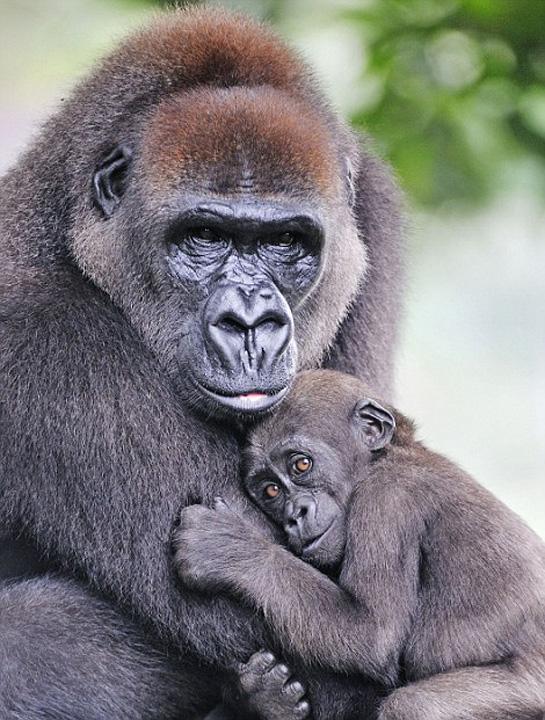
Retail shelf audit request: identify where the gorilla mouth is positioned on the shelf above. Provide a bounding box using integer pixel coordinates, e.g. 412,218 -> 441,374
195,381 -> 289,414
301,521 -> 335,557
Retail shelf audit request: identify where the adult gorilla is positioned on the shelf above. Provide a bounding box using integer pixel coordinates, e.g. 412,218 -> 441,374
0,7 -> 404,720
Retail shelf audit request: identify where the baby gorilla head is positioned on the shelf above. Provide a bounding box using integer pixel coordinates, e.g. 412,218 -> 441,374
243,370 -> 397,568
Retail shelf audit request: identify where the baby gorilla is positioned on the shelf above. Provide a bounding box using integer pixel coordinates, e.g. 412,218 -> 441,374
177,370 -> 545,720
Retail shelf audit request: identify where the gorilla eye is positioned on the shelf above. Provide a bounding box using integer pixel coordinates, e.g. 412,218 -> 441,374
290,454 -> 312,475
189,227 -> 220,243
265,232 -> 297,249
178,227 -> 230,255
276,232 -> 295,247
264,483 -> 282,499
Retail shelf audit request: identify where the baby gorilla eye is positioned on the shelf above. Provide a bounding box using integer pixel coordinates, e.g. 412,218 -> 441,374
264,483 -> 282,499
290,454 -> 313,475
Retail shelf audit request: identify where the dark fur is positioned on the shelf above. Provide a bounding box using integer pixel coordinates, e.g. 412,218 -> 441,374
0,576 -> 216,720
176,370 -> 545,720
0,8 -> 404,719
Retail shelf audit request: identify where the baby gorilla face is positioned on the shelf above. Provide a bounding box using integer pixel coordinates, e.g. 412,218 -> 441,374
244,369 -> 398,569
243,436 -> 351,568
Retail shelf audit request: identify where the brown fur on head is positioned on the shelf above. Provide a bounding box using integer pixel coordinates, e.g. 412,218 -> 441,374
143,86 -> 341,200
124,7 -> 314,98
68,5 -> 347,156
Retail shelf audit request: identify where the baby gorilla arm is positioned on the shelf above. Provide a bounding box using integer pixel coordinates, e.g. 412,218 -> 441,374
175,490 -> 420,686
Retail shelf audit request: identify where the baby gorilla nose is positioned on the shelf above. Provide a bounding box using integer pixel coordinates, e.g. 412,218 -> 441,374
205,283 -> 293,374
285,497 -> 311,525
284,495 -> 319,549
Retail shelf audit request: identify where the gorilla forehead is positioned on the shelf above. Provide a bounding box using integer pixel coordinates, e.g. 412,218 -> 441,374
249,370 -> 416,451
248,371 -> 361,447
143,86 -> 342,198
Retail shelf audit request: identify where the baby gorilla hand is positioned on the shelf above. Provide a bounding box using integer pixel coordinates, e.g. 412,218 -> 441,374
174,498 -> 269,591
238,650 -> 310,720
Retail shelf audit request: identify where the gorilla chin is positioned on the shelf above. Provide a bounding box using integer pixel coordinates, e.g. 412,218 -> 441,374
185,349 -> 296,418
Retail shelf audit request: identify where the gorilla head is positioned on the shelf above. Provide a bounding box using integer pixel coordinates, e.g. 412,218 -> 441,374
66,10 -> 366,417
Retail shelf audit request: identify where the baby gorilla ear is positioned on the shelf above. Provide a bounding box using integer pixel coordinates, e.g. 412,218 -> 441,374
354,398 -> 396,451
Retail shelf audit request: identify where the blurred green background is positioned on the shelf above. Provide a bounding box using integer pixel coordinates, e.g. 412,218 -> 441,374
1,0 -> 543,535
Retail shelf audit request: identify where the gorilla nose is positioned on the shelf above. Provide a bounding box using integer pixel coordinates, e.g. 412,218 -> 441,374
284,495 -> 317,534
205,284 -> 293,374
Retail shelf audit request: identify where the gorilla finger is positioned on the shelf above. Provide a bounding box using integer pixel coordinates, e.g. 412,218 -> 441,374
267,662 -> 291,683
239,650 -> 277,692
182,504 -> 212,530
240,649 -> 276,675
179,504 -> 203,522
294,700 -> 311,719
283,680 -> 305,701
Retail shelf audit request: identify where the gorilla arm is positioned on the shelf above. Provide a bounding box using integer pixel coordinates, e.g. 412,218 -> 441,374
175,486 -> 421,687
0,276 -> 266,668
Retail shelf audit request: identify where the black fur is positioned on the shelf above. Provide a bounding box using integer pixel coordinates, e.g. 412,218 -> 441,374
0,8 -> 404,719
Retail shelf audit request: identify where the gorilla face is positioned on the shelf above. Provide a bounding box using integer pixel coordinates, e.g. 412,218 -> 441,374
166,198 -> 323,414
243,436 -> 350,568
85,86 -> 364,419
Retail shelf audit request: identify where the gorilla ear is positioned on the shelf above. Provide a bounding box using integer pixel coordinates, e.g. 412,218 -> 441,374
92,144 -> 132,218
354,398 -> 396,451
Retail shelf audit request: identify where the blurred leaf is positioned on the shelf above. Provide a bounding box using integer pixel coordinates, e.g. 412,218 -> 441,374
519,86 -> 545,139
339,0 -> 545,206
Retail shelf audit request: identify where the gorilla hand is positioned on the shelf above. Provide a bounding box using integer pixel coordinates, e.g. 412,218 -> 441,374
174,498 -> 273,592
237,650 -> 310,720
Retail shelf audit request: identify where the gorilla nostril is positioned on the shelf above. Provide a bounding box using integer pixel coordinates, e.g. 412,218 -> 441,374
290,506 -> 308,523
238,286 -> 255,299
256,313 -> 287,331
216,316 -> 246,334
215,314 -> 285,335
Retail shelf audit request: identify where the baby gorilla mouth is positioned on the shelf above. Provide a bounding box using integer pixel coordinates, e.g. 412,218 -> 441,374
301,521 -> 335,558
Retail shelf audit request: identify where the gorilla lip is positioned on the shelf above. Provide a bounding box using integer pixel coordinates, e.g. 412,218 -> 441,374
240,392 -> 267,400
301,521 -> 334,557
196,382 -> 289,414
